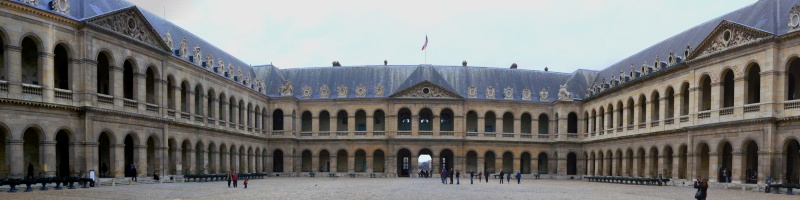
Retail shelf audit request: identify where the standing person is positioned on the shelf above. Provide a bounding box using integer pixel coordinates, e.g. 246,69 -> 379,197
506,172 -> 511,184
227,170 -> 232,187
470,170 -> 475,185
232,170 -> 238,188
499,171 -> 505,184
694,177 -> 708,200
456,170 -> 460,185
101,162 -> 109,177
129,164 -> 138,182
449,168 -> 454,184
441,169 -> 447,184
243,179 -> 248,189
721,168 -> 727,183
725,168 -> 731,183
516,171 -> 521,184
484,169 -> 489,183
27,162 -> 34,179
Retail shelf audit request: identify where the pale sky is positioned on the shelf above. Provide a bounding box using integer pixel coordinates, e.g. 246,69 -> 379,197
128,0 -> 754,72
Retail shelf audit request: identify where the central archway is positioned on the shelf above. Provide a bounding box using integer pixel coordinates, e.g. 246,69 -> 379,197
55,130 -> 71,177
273,149 -> 284,172
319,150 -> 330,172
396,148 -> 411,177
440,149 -> 454,174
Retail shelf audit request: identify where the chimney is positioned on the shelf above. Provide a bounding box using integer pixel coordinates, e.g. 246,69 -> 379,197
384,60 -> 388,65
544,67 -> 548,71
510,63 -> 517,69
462,60 -> 467,67
332,61 -> 341,67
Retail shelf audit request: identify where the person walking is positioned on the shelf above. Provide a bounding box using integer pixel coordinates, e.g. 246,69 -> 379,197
515,171 -> 521,184
694,177 -> 708,200
441,169 -> 447,184
470,170 -> 475,185
499,171 -> 505,184
244,179 -> 248,189
456,170 -> 460,185
232,170 -> 238,188
227,170 -> 232,187
506,172 -> 511,184
449,168 -> 454,184
27,162 -> 34,179
128,164 -> 138,182
484,169 -> 489,183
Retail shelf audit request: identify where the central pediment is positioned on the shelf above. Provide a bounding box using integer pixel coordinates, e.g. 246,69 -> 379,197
688,20 -> 773,60
86,7 -> 170,51
390,81 -> 462,99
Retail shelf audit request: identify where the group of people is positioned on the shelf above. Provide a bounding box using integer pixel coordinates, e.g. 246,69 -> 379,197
226,170 -> 248,188
426,168 -> 523,185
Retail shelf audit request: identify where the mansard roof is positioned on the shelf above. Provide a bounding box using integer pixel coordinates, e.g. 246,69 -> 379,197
271,65 -> 578,102
590,0 -> 793,88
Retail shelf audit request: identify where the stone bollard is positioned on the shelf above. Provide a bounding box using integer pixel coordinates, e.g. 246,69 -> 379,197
55,181 -> 63,190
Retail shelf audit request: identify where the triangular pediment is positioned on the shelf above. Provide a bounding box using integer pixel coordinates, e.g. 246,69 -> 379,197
390,81 -> 462,99
86,7 -> 170,52
688,20 -> 773,60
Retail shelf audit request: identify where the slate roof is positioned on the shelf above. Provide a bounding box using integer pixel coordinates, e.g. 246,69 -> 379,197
590,0 -> 794,88
12,0 -> 796,102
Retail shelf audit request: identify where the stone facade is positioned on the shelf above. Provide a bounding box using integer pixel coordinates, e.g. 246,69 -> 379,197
0,0 -> 799,186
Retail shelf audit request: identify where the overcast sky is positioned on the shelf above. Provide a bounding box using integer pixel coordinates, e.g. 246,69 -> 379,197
128,0 -> 754,72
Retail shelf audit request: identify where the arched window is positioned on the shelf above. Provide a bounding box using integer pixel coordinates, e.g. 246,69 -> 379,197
651,91 -> 660,121
638,95 -> 646,123
502,112 -> 514,133
787,58 -> 800,100
419,108 -> 433,131
521,113 -> 532,134
53,44 -> 69,90
681,83 -> 690,115
301,111 -> 312,132
21,37 -> 39,85
627,98 -> 634,125
567,112 -> 578,133
123,60 -> 135,99
319,111 -> 330,132
590,110 -> 596,132
466,111 -> 478,132
721,69 -> 735,108
606,104 -> 614,129
145,67 -> 156,104
485,111 -> 496,132
167,76 -> 175,109
746,64 -> 760,104
194,84 -> 204,114
97,53 -> 112,95
538,114 -> 549,134
207,89 -> 216,118
0,36 -> 5,80
617,101 -> 623,127
181,81 -> 190,112
355,110 -> 367,131
665,87 -> 674,119
272,109 -> 284,130
440,109 -> 454,132
373,110 -> 385,132
336,110 -> 348,131
398,108 -> 411,131
700,75 -> 711,111
583,112 -> 589,133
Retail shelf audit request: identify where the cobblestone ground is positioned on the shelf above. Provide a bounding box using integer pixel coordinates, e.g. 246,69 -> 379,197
0,177 -> 796,200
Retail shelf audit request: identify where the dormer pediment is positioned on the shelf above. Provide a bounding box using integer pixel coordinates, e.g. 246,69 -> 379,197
688,20 -> 772,60
390,81 -> 462,99
86,7 -> 170,52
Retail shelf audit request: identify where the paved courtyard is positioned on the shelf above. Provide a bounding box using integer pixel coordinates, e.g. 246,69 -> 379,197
0,177 -> 795,200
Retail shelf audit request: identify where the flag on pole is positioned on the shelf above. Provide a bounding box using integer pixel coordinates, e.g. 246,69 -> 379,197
421,35 -> 428,51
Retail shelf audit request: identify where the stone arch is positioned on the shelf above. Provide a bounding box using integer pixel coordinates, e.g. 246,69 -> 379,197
720,68 -> 735,108
180,80 -> 191,113
355,109 -> 367,132
53,42 -> 72,90
373,109 -> 385,132
122,58 -> 138,100
272,109 -> 284,130
680,82 -> 691,115
696,141 -> 710,179
520,151 -> 532,174
206,141 -> 217,174
373,149 -> 385,173
699,74 -> 712,111
567,112 -> 578,133
485,150 -> 497,173
538,113 -> 549,134
502,151 -> 514,173
397,148 -> 412,177
144,66 -> 158,104
336,110 -> 348,132
301,149 -> 312,172
537,151 -> 549,174
466,110 -> 478,132
717,139 -> 734,182
741,139 -> 758,183
786,56 -> 800,100
745,62 -> 761,104
355,149 -> 367,172
20,35 -> 42,85
336,149 -> 348,172
181,139 -> 193,174
273,148 -> 284,172
648,146 -> 659,178
783,137 -> 800,183
485,111 -> 497,133
502,112 -> 514,133
145,134 -> 161,176
123,132 -> 140,177
218,142 -> 227,173
440,108 -> 455,132
397,108 -> 412,131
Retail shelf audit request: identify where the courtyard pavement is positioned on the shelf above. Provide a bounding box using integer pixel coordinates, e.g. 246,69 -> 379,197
0,177 -> 795,200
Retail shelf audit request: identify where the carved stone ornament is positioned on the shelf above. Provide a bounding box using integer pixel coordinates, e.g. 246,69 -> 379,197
179,38 -> 189,59
790,6 -> 800,32
260,82 -> 266,92
355,84 -> 366,97
301,85 -> 312,98
521,88 -> 532,101
539,88 -> 549,101
696,22 -> 770,59
485,86 -> 496,99
237,70 -> 243,82
246,73 -> 251,86
87,8 -> 164,49
319,84 -> 330,98
585,88 -> 592,97
193,46 -> 202,66
731,66 -> 742,78
279,80 -> 293,96
468,86 -> 477,98
375,84 -> 384,97
337,85 -> 348,98
206,54 -> 214,69
558,84 -> 573,101
394,83 -> 460,98
22,0 -> 38,6
228,64 -> 235,78
163,32 -> 174,50
503,87 -> 513,100
217,58 -> 224,74
51,0 -> 69,15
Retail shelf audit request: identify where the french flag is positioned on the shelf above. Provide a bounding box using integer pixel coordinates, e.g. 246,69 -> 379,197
421,35 -> 428,51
